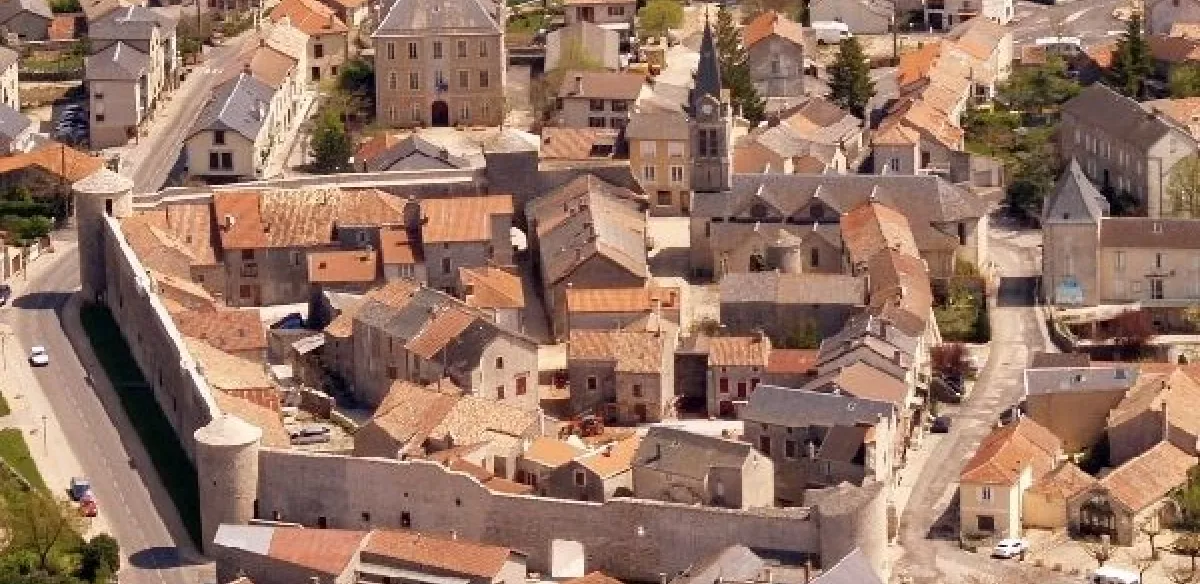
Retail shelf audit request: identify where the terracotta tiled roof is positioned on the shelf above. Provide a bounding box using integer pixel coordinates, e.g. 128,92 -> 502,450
841,200 -> 920,267
270,0 -> 348,35
324,297 -> 364,338
380,227 -> 420,265
1100,441 -> 1195,511
707,336 -> 770,367
308,250 -> 378,284
367,381 -> 460,445
1109,368 -> 1200,438
174,309 -> 267,354
523,437 -> 585,467
246,45 -> 297,89
0,142 -> 104,182
152,271 -> 219,312
960,418 -> 1061,485
1028,462 -> 1096,500
355,133 -> 405,165
867,247 -> 933,336
565,285 -> 680,314
268,527 -> 366,575
213,188 -> 406,249
897,42 -> 942,89
540,127 -> 619,160
883,98 -> 964,150
569,329 -> 667,373
404,306 -> 476,359
766,349 -> 817,374
48,15 -> 78,40
558,70 -> 645,100
419,195 -> 512,243
1148,34 -> 1200,64
565,572 -> 624,584
185,337 -> 272,392
1147,97 -> 1200,139
362,530 -> 513,578
946,17 -> 1007,61
459,266 -> 524,310
443,458 -> 534,494
213,389 -> 290,448
576,434 -> 642,478
872,123 -> 920,146
743,10 -> 808,48
368,380 -> 536,450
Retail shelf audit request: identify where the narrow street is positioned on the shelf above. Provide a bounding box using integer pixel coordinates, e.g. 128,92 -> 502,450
894,215 -> 1063,583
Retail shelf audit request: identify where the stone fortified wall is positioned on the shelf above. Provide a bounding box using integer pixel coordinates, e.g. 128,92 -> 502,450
255,449 -> 889,581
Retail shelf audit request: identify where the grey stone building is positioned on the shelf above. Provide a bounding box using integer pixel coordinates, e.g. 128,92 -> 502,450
1041,160 -> 1107,305
567,328 -> 677,423
719,271 -> 866,346
743,11 -> 811,99
632,426 -> 774,509
418,195 -> 515,294
0,0 -> 51,40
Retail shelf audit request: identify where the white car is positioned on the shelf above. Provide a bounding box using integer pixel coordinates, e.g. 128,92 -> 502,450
991,538 -> 1029,559
29,346 -> 49,367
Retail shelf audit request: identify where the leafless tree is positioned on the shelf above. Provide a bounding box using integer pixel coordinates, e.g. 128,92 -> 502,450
1082,537 -> 1114,567
1168,563 -> 1198,584
1141,518 -> 1163,559
1133,554 -> 1157,580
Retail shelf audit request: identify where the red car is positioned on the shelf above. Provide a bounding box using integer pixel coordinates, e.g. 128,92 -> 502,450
79,494 -> 98,517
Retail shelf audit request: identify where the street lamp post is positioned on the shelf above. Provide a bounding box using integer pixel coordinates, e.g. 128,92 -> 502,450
41,415 -> 47,454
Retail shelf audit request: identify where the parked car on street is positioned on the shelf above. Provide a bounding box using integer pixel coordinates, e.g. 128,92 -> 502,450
29,346 -> 49,366
991,538 -> 1028,559
931,415 -> 952,433
69,477 -> 92,501
0,284 -> 11,305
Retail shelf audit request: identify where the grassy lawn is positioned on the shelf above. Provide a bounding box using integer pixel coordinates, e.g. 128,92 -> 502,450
0,428 -> 48,492
0,391 -> 10,417
79,303 -> 202,547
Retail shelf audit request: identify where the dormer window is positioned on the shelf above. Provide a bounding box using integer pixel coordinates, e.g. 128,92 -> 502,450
810,202 -> 824,220
750,203 -> 767,219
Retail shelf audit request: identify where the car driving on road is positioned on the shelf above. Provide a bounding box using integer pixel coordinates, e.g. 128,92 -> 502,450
991,538 -> 1029,559
29,346 -> 49,366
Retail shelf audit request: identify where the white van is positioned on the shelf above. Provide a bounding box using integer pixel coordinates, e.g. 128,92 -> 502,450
812,21 -> 852,44
1087,566 -> 1140,584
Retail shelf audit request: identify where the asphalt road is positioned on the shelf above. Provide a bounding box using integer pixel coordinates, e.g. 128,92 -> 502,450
894,215 -> 1067,584
127,35 -> 258,194
3,239 -> 209,584
1010,0 -> 1127,47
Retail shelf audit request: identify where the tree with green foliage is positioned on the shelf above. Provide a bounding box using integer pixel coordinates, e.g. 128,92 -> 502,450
49,0 -> 81,12
310,110 -> 353,174
637,0 -> 683,39
0,487 -> 86,573
76,535 -> 119,584
714,6 -> 765,123
533,40 -> 604,121
1168,155 -> 1200,218
1172,64 -> 1200,98
997,55 -> 1080,113
828,36 -> 875,119
787,320 -> 821,349
334,58 -> 375,118
0,216 -> 53,245
1108,12 -> 1153,99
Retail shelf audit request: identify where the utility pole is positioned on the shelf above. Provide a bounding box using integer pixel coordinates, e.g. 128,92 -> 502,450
0,323 -> 11,370
41,415 -> 47,454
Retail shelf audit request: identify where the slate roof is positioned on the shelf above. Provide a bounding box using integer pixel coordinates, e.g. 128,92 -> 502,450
1099,441 -> 1196,512
692,19 -> 722,108
0,0 -> 51,22
633,426 -> 758,482
810,548 -> 884,584
0,103 -> 31,142
88,4 -> 176,41
960,417 -> 1061,485
670,546 -> 764,584
527,174 -> 648,287
624,107 -> 690,141
1100,217 -> 1200,249
189,73 -> 276,141
85,41 -> 150,81
694,173 -> 985,223
719,271 -> 866,305
818,312 -> 920,361
778,97 -> 862,145
373,0 -> 500,35
1023,365 -> 1137,396
740,385 -> 894,427
1063,83 -> 1181,150
357,133 -> 474,171
1042,160 -> 1108,224
742,124 -> 840,167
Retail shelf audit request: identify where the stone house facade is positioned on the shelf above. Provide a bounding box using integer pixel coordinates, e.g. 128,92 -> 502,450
632,426 -> 775,509
1022,365 -> 1136,453
719,272 -> 867,346
625,106 -> 692,215
958,418 -> 1061,538
557,71 -> 644,130
543,435 -> 641,502
567,328 -> 677,423
372,0 -> 505,128
743,11 -> 810,99
419,195 -> 515,295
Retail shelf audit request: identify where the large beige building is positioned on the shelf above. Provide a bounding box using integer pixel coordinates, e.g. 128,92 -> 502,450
268,0 -> 349,84
959,418 -> 1062,538
371,0 -> 505,128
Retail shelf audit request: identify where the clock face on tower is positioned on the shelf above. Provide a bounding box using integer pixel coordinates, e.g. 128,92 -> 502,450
701,103 -> 713,115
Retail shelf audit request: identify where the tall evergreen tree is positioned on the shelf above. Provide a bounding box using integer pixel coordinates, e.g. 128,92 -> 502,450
1109,12 -> 1152,99
713,6 -> 765,123
828,36 -> 875,119
310,109 -> 354,173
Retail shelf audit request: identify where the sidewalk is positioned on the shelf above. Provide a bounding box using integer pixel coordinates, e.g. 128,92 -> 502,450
262,89 -> 319,179
0,240 -> 111,537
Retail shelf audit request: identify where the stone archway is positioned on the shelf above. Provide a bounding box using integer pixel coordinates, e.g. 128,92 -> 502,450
431,100 -> 450,127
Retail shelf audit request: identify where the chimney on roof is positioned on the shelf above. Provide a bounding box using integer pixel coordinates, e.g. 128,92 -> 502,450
224,214 -> 236,229
893,349 -> 902,364
574,73 -> 584,95
242,61 -> 252,75
754,328 -> 766,344
1162,396 -> 1171,442
450,530 -> 458,540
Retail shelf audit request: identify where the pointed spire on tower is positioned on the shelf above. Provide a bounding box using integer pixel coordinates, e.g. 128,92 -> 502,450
693,11 -> 722,106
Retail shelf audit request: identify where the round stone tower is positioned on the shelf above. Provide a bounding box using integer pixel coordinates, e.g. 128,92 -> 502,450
72,168 -> 134,302
194,414 -> 262,554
